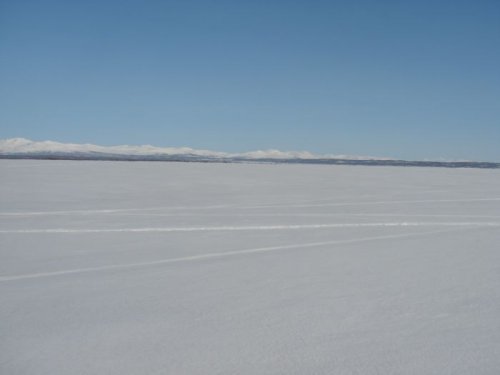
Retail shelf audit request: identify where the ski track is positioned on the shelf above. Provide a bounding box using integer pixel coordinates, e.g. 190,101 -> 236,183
76,212 -> 500,219
238,197 -> 500,209
0,228 -> 461,282
1,222 -> 500,234
1,197 -> 499,216
0,204 -> 233,216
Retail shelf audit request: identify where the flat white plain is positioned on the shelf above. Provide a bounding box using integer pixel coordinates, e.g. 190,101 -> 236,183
1,160 -> 500,374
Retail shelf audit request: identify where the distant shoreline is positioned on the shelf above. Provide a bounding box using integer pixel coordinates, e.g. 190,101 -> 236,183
1,154 -> 498,169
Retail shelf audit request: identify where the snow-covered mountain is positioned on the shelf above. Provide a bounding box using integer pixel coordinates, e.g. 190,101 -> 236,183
0,138 -> 386,161
2,138 -> 499,168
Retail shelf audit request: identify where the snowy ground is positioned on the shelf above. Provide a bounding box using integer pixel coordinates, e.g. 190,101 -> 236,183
1,160 -> 500,374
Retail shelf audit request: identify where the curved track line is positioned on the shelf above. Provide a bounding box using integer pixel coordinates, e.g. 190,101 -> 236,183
1,197 -> 499,216
1,222 -> 500,234
236,197 -> 500,209
0,205 -> 233,216
94,212 -> 500,219
0,228 -> 459,282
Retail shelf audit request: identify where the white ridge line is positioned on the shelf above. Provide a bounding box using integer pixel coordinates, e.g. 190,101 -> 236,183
1,222 -> 500,234
0,228 -> 459,282
236,198 -> 500,209
1,197 -> 500,216
0,205 -> 233,216
91,212 -> 500,219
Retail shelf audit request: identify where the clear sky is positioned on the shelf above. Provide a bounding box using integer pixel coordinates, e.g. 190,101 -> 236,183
1,0 -> 499,161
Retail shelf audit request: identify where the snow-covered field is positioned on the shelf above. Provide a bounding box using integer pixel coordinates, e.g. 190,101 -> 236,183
1,160 -> 500,374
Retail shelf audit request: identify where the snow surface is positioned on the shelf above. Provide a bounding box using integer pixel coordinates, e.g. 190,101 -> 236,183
1,160 -> 500,374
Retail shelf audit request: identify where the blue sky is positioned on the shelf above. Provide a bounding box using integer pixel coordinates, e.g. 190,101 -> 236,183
1,0 -> 499,160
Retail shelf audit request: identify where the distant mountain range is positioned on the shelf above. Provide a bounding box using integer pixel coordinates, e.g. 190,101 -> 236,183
1,138 -> 498,169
